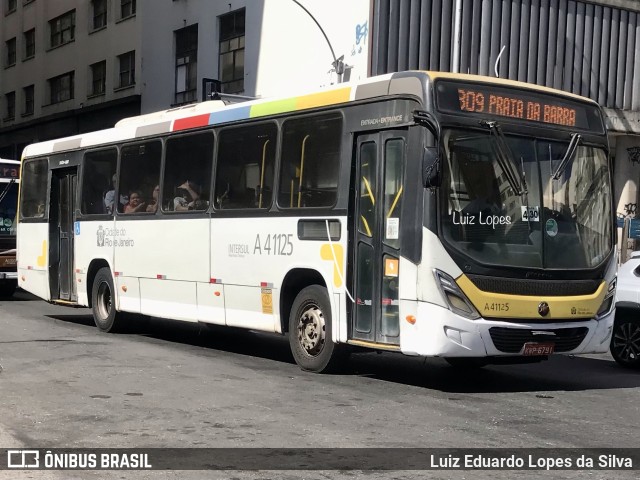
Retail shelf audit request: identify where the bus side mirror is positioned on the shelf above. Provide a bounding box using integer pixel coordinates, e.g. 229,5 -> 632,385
422,147 -> 441,188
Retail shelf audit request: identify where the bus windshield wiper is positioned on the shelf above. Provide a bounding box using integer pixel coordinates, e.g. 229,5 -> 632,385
552,133 -> 582,180
480,120 -> 527,196
0,178 -> 15,205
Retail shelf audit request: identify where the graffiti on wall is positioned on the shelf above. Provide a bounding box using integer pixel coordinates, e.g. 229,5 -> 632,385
351,21 -> 368,57
628,147 -> 640,166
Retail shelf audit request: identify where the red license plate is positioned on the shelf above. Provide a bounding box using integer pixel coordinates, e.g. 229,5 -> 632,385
522,342 -> 555,356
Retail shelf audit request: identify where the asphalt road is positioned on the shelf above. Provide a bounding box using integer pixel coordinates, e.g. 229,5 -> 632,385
1,289 -> 639,480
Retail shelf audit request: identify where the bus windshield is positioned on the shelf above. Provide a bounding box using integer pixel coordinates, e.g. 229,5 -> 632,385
0,182 -> 18,236
440,128 -> 612,270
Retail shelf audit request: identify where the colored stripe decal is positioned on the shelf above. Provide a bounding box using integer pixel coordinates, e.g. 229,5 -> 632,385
136,121 -> 172,137
250,98 -> 298,118
173,114 -> 210,131
295,88 -> 351,110
157,274 -> 166,280
209,106 -> 251,125
170,86 -> 352,132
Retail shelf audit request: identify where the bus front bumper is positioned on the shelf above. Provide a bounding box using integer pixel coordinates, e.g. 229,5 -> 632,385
399,301 -> 614,358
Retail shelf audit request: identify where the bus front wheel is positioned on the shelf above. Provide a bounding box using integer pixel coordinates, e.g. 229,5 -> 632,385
288,285 -> 346,373
91,267 -> 122,333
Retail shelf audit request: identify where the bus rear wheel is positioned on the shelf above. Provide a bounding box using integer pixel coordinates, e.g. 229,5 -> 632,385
91,267 -> 123,333
288,285 -> 346,373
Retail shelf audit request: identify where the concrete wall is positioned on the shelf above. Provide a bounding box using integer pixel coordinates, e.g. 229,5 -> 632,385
256,0 -> 370,97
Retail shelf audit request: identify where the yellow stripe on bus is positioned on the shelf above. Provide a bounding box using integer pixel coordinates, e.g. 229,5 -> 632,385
456,274 -> 607,320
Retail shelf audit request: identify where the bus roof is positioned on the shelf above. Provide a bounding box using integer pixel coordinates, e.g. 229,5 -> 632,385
22,71 -> 600,159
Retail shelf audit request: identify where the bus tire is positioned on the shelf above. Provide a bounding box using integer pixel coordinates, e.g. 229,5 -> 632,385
91,267 -> 123,333
288,285 -> 346,373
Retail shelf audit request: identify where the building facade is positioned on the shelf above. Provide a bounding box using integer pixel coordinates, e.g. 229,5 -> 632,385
0,0 -> 142,159
0,0 -> 369,159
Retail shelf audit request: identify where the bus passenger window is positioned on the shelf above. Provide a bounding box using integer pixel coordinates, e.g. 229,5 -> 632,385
81,148 -> 117,215
119,141 -> 162,214
214,122 -> 276,210
162,132 -> 214,212
20,158 -> 48,219
278,113 -> 342,209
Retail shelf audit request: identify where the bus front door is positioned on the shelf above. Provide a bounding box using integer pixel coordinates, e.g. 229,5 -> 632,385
49,168 -> 77,302
351,131 -> 406,345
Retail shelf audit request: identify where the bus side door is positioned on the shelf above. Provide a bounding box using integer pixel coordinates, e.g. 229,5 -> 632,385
351,131 -> 406,345
49,166 -> 78,302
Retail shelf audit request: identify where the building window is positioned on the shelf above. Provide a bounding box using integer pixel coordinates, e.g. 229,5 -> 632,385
90,60 -> 106,96
117,51 -> 135,88
92,0 -> 107,30
24,29 -> 35,59
120,0 -> 135,19
50,10 -> 75,48
6,0 -> 16,14
23,85 -> 34,115
4,91 -> 15,120
5,37 -> 16,67
219,8 -> 245,94
48,71 -> 74,104
174,24 -> 198,105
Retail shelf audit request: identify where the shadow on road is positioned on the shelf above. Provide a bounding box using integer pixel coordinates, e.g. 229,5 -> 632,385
45,311 -> 640,394
1,288 -> 40,301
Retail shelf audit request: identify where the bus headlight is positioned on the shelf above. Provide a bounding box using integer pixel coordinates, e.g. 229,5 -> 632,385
433,269 -> 480,320
595,278 -> 616,319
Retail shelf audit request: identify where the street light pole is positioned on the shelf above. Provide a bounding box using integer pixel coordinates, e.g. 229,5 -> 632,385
291,0 -> 344,82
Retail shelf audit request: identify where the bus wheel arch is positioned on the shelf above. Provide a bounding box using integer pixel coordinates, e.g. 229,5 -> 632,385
279,268 -> 327,335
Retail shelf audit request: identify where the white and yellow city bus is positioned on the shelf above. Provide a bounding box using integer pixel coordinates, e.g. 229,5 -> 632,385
17,71 -> 616,371
0,158 -> 19,297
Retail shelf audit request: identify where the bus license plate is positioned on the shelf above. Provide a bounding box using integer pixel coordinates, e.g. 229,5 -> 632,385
522,342 -> 555,356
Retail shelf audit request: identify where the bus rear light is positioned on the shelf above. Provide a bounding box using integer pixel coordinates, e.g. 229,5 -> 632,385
121,286 -> 127,292
434,269 -> 480,320
20,275 -> 25,281
405,315 -> 416,324
214,291 -> 221,297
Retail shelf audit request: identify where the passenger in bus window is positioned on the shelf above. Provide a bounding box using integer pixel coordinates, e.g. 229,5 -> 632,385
146,185 -> 160,213
124,190 -> 146,213
174,181 -> 202,211
104,174 -> 128,214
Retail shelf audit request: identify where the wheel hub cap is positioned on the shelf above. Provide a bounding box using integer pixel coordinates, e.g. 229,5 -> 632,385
297,305 -> 325,356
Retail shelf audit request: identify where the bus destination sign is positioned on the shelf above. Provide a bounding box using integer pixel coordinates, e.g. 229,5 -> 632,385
435,81 -> 603,132
0,163 -> 19,180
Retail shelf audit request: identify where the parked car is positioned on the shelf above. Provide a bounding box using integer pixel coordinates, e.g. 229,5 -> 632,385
610,252 -> 640,369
